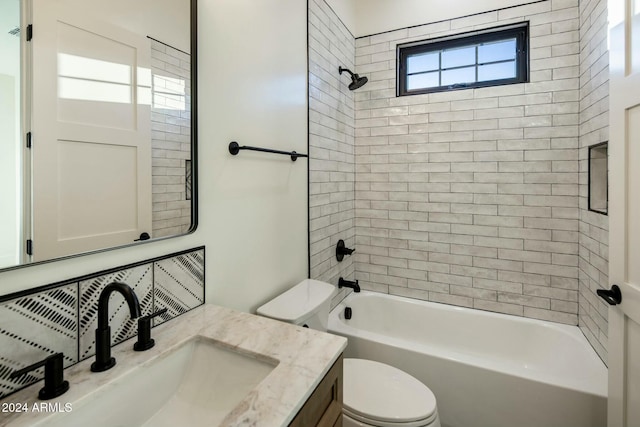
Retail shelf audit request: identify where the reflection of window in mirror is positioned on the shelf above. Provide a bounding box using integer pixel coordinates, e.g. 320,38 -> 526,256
0,0 -> 22,269
589,142 -> 608,215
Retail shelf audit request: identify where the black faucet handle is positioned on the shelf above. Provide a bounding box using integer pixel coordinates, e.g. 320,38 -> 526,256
140,307 -> 169,322
10,353 -> 69,400
134,308 -> 169,351
336,239 -> 355,262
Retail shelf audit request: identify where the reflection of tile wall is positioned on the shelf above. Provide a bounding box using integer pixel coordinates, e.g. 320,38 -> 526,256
150,38 -> 192,238
0,247 -> 205,398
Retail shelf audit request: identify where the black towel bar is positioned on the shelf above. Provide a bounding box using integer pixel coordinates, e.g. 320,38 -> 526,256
228,141 -> 308,161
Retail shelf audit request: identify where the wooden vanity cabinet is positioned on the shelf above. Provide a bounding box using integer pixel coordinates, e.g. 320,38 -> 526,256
289,354 -> 343,427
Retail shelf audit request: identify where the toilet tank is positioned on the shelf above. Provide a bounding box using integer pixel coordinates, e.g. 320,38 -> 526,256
257,279 -> 335,331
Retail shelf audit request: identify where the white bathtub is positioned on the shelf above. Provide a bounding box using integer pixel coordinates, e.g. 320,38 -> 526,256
328,291 -> 607,427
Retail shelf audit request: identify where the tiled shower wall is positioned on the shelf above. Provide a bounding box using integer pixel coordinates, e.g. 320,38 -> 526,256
0,247 -> 204,398
308,0 -> 357,300
151,39 -> 192,238
353,0 -> 583,324
578,0 -> 609,363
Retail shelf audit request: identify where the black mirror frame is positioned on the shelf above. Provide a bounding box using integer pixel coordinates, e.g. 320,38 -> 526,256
0,0 -> 198,274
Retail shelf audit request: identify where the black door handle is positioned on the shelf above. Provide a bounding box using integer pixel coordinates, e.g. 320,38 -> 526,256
134,232 -> 150,242
597,285 -> 622,305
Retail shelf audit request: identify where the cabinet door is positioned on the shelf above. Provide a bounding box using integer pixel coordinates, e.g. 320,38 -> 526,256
290,354 -> 343,427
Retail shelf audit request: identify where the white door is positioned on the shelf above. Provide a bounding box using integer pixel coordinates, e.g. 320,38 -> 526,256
30,0 -> 152,261
608,0 -> 640,425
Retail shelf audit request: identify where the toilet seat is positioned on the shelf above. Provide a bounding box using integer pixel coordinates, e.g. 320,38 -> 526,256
343,407 -> 439,427
343,358 -> 438,426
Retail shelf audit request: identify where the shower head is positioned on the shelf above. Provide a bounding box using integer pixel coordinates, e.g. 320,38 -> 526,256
339,66 -> 368,91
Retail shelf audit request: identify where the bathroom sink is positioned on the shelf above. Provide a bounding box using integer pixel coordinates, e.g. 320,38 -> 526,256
34,337 -> 277,427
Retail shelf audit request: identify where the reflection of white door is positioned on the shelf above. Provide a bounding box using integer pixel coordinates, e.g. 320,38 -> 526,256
31,0 -> 151,261
608,1 -> 640,425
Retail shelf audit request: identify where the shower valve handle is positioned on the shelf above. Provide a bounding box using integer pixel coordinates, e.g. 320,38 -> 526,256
336,239 -> 355,262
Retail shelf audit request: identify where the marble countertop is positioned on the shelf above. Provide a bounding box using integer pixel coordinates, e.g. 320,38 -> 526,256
1,304 -> 347,427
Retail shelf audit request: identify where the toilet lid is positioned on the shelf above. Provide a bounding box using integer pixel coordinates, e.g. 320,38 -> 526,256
256,279 -> 334,323
343,358 -> 437,424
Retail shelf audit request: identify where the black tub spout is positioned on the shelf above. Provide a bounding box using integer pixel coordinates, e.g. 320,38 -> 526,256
338,277 -> 360,293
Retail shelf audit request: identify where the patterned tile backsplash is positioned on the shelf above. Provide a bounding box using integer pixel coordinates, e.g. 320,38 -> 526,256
154,250 -> 205,326
0,247 -> 205,399
0,286 -> 78,398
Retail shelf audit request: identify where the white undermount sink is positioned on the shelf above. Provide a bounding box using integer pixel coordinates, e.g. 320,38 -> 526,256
34,337 -> 278,427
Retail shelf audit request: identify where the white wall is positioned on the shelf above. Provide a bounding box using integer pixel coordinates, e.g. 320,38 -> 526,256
326,0 -> 532,37
0,0 -> 308,314
323,0 -> 356,35
0,0 -> 21,269
0,0 -> 20,76
0,75 -> 19,268
199,0 -> 308,312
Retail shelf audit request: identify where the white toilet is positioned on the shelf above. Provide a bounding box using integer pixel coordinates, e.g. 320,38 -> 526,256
257,279 -> 441,427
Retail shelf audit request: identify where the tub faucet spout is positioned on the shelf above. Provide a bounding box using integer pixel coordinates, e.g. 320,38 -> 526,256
339,277 -> 360,293
91,282 -> 141,372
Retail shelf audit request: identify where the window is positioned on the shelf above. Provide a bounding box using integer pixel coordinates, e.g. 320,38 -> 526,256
397,23 -> 529,96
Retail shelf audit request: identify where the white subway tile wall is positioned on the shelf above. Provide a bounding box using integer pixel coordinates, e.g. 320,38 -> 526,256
151,40 -> 192,238
309,0 -> 356,303
353,0 -> 583,324
578,0 -> 609,364
309,0 -> 609,361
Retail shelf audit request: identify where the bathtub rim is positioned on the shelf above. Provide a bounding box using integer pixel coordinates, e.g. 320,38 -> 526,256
328,290 -> 607,398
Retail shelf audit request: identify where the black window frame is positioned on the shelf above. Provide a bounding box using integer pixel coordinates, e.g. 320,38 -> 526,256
397,22 -> 529,97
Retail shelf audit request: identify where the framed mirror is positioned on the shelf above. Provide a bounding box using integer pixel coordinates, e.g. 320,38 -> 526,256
0,0 -> 197,271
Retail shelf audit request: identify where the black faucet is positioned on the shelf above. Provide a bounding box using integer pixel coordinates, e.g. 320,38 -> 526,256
338,277 -> 360,292
91,282 -> 141,372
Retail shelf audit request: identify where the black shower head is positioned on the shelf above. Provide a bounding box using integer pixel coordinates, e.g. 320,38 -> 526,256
339,66 -> 368,91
